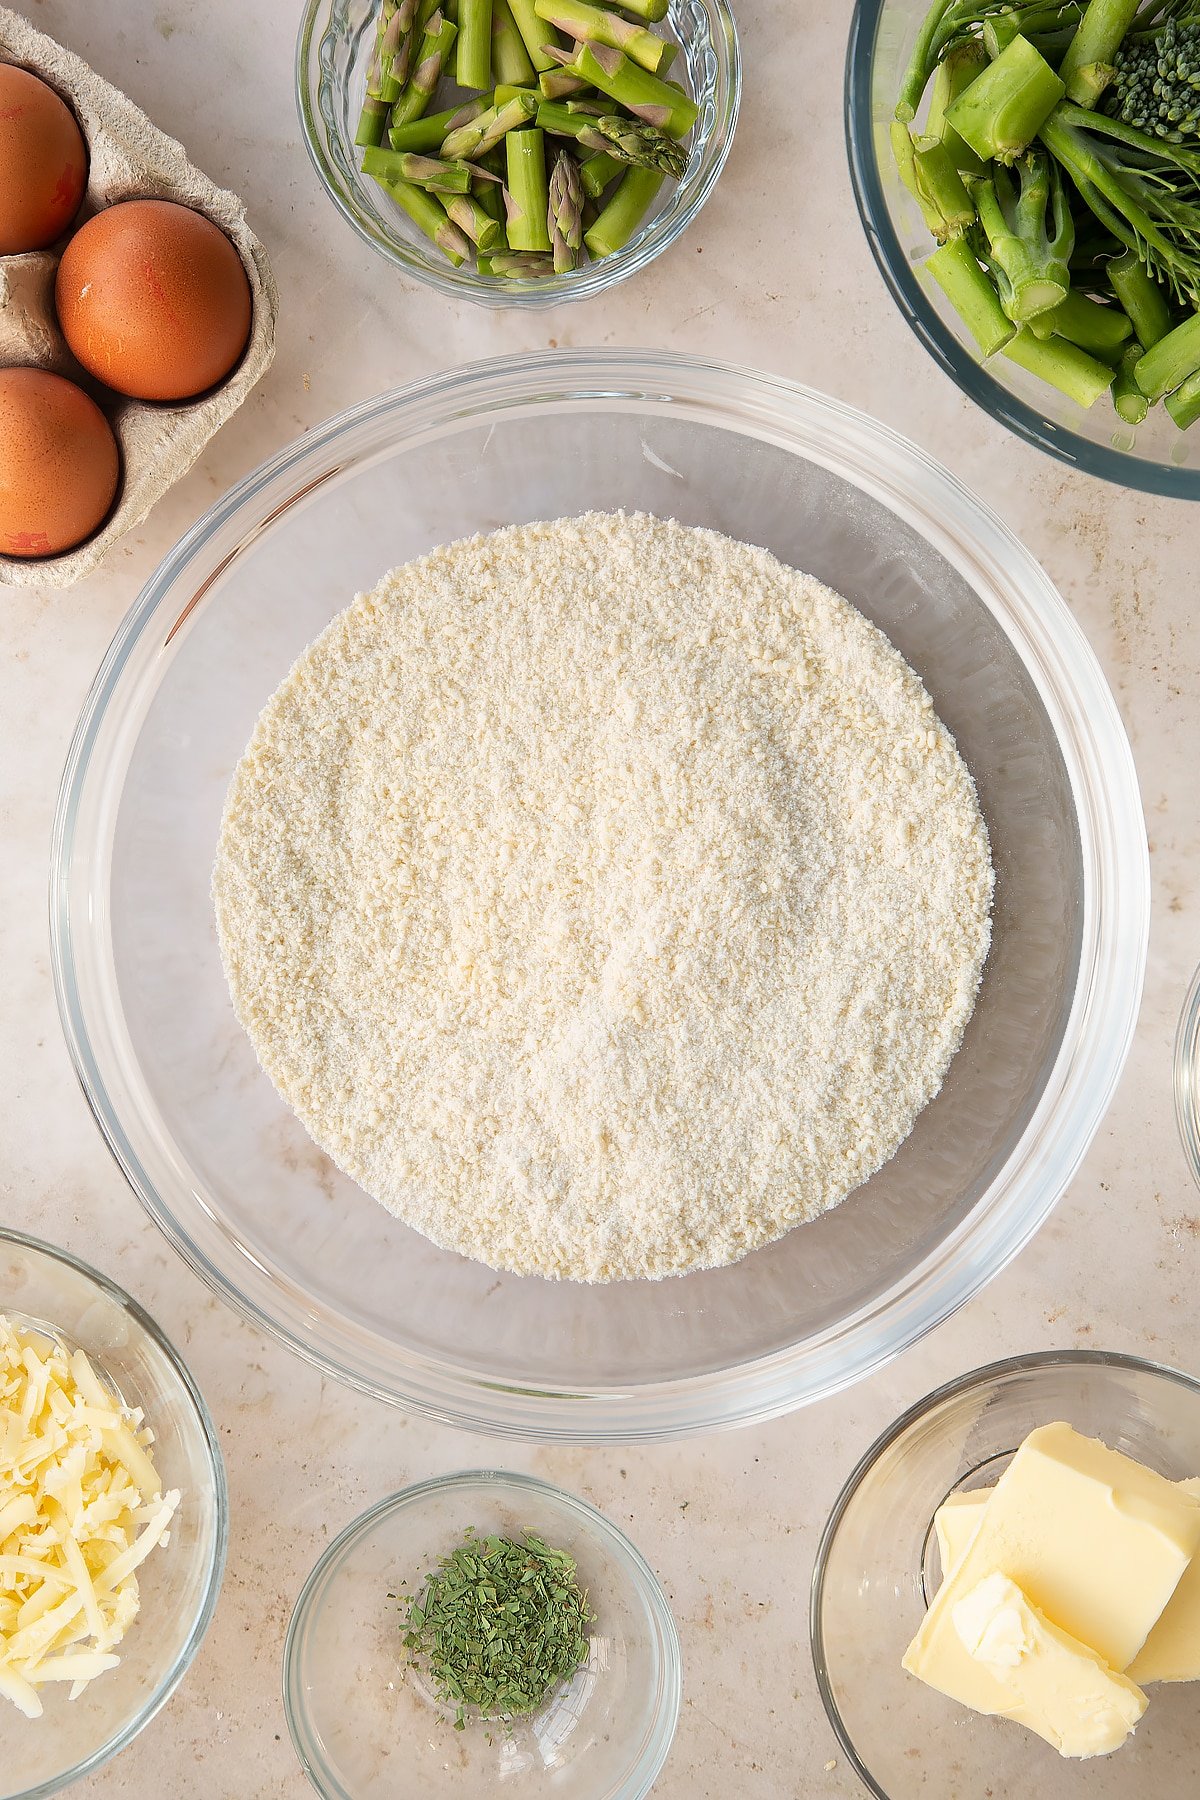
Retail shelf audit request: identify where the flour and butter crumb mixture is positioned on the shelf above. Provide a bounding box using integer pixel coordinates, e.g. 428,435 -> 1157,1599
214,512 -> 993,1282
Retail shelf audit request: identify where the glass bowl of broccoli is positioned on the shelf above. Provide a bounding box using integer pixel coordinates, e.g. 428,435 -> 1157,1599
846,0 -> 1200,497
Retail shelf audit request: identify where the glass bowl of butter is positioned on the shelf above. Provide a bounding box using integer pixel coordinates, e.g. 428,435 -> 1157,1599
812,1351 -> 1200,1797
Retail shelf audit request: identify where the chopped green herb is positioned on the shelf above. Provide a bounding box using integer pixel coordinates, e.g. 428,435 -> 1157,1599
402,1527 -> 594,1728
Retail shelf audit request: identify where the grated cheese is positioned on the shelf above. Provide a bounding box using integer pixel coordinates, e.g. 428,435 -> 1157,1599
0,1314 -> 180,1717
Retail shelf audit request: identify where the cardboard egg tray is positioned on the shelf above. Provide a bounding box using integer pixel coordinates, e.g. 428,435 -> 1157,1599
0,7 -> 278,589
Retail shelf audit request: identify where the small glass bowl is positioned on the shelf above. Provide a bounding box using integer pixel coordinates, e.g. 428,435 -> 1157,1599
0,1229 -> 227,1800
845,0 -> 1200,498
811,1351 -> 1200,1798
283,1470 -> 681,1798
1174,961 -> 1200,1188
295,0 -> 739,305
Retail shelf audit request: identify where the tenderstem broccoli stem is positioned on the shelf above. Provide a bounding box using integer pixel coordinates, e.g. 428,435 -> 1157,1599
927,236 -> 1016,354
1031,288 -> 1134,352
1058,0 -> 1141,105
1107,249 -> 1173,347
1135,309 -> 1200,398
534,0 -> 672,73
378,175 -> 472,262
458,0 -> 494,90
567,40 -> 697,135
914,136 -> 976,236
946,34 -> 1066,162
508,0 -> 563,71
388,96 -> 487,152
1112,341 -> 1150,421
973,150 -> 1073,319
927,40 -> 988,173
897,0 -> 962,121
1003,326 -> 1117,402
1166,366 -> 1200,427
892,122 -> 962,239
583,162 -> 662,255
505,126 -> 552,249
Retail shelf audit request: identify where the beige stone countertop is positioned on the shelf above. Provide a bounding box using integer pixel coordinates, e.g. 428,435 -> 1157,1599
2,1 -> 1198,1794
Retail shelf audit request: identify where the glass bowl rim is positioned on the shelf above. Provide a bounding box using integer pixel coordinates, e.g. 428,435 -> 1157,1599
49,345 -> 1150,1442
294,0 -> 741,308
843,0 -> 1200,501
282,1467 -> 683,1800
809,1347 -> 1200,1798
1173,960 -> 1200,1189
0,1225 -> 229,1800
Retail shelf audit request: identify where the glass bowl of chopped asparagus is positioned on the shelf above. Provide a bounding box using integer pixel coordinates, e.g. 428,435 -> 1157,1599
297,0 -> 738,299
283,1470 -> 681,1797
847,0 -> 1200,496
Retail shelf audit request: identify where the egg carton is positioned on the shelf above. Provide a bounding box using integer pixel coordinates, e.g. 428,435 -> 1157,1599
0,7 -> 277,589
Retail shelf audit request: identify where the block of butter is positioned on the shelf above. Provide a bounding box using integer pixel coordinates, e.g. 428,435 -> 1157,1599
949,1572 -> 1147,1758
934,1475 -> 1200,1684
904,1422 -> 1200,1748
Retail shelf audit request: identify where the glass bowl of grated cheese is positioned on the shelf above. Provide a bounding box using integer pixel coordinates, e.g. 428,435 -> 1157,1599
50,348 -> 1149,1442
0,1229 -> 227,1800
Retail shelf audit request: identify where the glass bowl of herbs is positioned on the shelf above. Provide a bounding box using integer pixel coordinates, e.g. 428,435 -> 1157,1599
283,1469 -> 681,1797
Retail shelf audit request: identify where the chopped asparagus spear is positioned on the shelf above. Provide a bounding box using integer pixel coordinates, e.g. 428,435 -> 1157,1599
566,39 -> 696,135
441,190 -> 506,247
534,0 -> 673,74
388,96 -> 488,153
491,0 -> 536,85
508,0 -> 565,71
583,162 -> 662,256
389,12 -> 457,128
362,147 -> 475,191
539,67 -> 589,97
443,89 -> 538,158
489,250 -> 557,274
579,146 -> 623,197
505,125 -> 552,249
377,173 -> 472,262
548,147 -> 584,269
457,0 -> 493,90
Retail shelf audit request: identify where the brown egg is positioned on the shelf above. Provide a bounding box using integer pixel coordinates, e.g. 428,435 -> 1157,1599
0,367 -> 119,558
55,199 -> 252,402
0,63 -> 88,254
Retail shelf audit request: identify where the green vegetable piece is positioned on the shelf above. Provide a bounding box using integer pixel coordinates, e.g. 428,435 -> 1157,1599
927,236 -> 1016,357
375,174 -> 472,263
566,39 -> 696,137
387,97 -> 489,153
389,12 -> 457,129
458,0 -> 494,91
928,40 -> 989,174
362,147 -> 475,191
1035,287 -> 1133,354
891,122 -> 959,241
505,125 -> 552,250
1107,248 -> 1174,348
1003,326 -> 1117,404
583,162 -> 662,256
507,0 -> 564,71
946,35 -> 1067,164
972,148 -> 1073,321
1166,365 -> 1200,428
1135,309 -> 1200,400
1112,340 -> 1150,423
579,146 -> 623,197
1108,16 -> 1200,144
1058,0 -> 1140,109
534,0 -> 673,74
491,0 -> 537,86
913,135 -> 976,239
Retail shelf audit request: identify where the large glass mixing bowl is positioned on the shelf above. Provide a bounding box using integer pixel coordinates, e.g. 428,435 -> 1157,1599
50,350 -> 1149,1441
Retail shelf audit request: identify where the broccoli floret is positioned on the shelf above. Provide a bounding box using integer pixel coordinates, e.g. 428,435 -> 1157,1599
1108,16 -> 1200,140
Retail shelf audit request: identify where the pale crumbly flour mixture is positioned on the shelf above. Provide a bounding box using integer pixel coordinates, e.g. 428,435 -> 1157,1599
214,513 -> 993,1282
